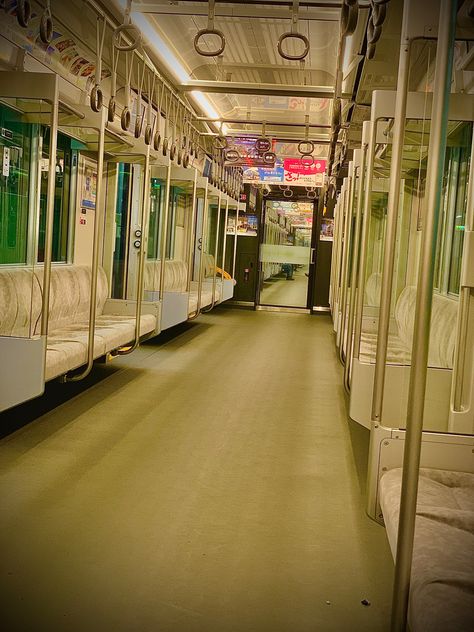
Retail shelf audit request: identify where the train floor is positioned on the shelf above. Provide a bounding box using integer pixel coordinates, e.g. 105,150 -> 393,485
260,266 -> 309,307
0,309 -> 393,632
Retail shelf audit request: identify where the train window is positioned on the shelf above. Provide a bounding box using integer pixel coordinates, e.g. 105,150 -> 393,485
148,176 -> 163,259
37,129 -> 75,263
112,163 -> 133,298
434,122 -> 472,296
0,103 -> 34,265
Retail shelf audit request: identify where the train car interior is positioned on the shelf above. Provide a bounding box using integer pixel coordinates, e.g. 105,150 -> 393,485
0,1 -> 473,631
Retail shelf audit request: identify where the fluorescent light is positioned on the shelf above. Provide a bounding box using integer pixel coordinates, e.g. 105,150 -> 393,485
114,0 -> 224,125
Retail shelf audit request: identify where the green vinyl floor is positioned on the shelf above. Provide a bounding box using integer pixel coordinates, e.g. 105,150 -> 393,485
0,309 -> 393,632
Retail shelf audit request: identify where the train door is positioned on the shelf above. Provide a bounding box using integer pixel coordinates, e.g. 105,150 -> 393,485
108,162 -> 145,300
258,198 -> 316,310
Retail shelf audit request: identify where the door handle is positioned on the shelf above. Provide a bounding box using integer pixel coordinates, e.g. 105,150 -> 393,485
311,248 -> 316,264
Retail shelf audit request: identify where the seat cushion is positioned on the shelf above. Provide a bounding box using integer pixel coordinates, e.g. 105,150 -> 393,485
358,331 -> 411,365
380,468 -> 474,632
0,267 -> 42,337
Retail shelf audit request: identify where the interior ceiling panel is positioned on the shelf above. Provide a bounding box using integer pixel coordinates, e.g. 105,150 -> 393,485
137,0 -> 341,127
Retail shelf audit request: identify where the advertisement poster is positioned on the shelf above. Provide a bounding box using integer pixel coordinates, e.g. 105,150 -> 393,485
283,158 -> 326,187
224,137 -> 278,167
81,165 -> 97,209
320,217 -> 334,241
237,214 -> 258,236
243,158 -> 327,186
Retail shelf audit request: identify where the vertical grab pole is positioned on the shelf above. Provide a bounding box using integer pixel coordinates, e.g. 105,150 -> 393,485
66,108 -> 106,379
221,196 -> 229,275
115,148 -> 152,355
186,171 -> 198,293
158,162 -> 172,309
452,127 -> 474,414
391,2 -> 457,630
354,119 -> 376,359
344,144 -> 367,391
203,191 -> 222,311
40,77 -> 59,340
196,184 -> 210,315
338,170 -> 355,363
371,1 -> 412,423
232,203 -> 239,279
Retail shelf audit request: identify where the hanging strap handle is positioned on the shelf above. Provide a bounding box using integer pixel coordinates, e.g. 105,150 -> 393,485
91,16 -> 107,112
278,0 -> 309,61
194,0 -> 226,57
113,0 -> 142,52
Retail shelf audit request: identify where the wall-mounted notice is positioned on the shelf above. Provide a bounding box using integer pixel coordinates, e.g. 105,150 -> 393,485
320,217 -> 334,241
81,164 -> 97,209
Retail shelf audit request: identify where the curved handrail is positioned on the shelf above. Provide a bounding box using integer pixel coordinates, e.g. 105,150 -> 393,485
66,108 -> 106,380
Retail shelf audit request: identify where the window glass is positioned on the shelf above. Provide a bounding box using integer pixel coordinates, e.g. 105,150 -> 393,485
0,103 -> 33,264
37,129 -> 75,262
148,176 -> 162,259
448,124 -> 471,294
112,163 -> 132,298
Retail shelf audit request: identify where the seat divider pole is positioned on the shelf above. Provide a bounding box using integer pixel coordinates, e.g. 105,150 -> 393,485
391,2 -> 457,629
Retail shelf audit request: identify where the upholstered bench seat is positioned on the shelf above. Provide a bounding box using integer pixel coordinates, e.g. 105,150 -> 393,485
359,286 -> 458,368
380,468 -> 474,632
359,331 -> 411,365
0,265 -> 158,383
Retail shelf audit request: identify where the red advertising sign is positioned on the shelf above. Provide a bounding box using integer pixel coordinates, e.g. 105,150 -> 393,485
283,158 -> 327,175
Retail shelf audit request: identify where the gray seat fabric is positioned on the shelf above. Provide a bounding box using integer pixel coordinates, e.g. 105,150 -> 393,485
359,286 -> 458,368
0,265 -> 157,382
380,468 -> 474,632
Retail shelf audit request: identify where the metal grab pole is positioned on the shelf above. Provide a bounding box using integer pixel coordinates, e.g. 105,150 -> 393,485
185,171 -> 198,293
40,79 -> 59,339
344,144 -> 367,392
157,162 -> 172,313
202,191 -> 222,312
354,120 -> 376,360
66,110 -> 106,380
339,171 -> 356,364
188,184 -> 209,320
371,2 -> 413,423
391,2 -> 457,630
452,127 -> 474,413
116,147 -> 152,355
221,197 -> 229,274
232,203 -> 239,279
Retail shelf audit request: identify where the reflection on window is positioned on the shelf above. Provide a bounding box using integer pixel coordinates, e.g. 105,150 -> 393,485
112,163 -> 132,298
38,129 -> 75,263
148,177 -> 162,259
0,103 -> 33,264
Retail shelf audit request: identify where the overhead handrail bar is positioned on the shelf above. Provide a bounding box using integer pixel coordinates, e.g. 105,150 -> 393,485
115,148 -> 153,355
370,1 -> 414,424
194,0 -> 226,57
85,0 -> 203,131
202,190 -> 223,312
390,2 -> 457,630
344,146 -> 367,392
65,108 -> 106,380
